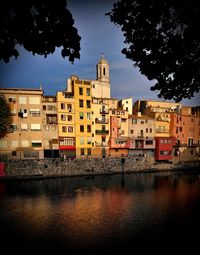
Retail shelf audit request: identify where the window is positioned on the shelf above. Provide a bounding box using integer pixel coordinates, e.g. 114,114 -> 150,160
188,138 -> 193,146
68,126 -> 73,133
11,140 -> 19,148
146,128 -> 148,133
86,112 -> 91,120
93,84 -> 95,88
0,140 -> 7,148
11,124 -> 17,131
176,127 -> 179,134
43,105 -> 46,110
130,130 -> 134,134
87,137 -> 92,145
80,125 -> 84,132
87,125 -> 91,132
61,103 -> 65,109
59,137 -> 75,146
61,114 -> 66,121
80,137 -> 84,145
9,97 -> 16,103
79,87 -> 83,95
81,148 -> 84,155
19,96 -> 27,104
67,104 -> 72,111
31,124 -> 41,131
79,99 -> 84,108
21,123 -> 28,130
67,115 -> 72,121
86,100 -> 91,108
150,128 -> 152,133
87,148 -> 91,155
29,97 -> 40,104
62,126 -> 67,132
86,88 -> 90,96
21,140 -> 29,147
31,141 -> 42,147
103,67 -> 106,75
47,105 -> 56,111
12,151 -> 17,156
30,109 -> 40,117
80,112 -> 84,120
141,121 -> 144,124
132,119 -> 137,124
145,140 -> 153,145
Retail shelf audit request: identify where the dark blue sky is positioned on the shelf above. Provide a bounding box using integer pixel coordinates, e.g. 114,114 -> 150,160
0,0 -> 199,106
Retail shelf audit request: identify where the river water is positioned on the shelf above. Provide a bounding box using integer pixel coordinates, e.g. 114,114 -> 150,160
0,171 -> 200,253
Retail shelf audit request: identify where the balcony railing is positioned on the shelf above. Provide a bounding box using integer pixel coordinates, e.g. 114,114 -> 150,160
95,118 -> 109,124
100,109 -> 109,114
95,130 -> 109,135
95,142 -> 108,147
156,128 -> 169,133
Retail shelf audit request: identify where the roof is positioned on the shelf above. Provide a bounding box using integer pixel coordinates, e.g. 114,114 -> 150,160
97,53 -> 109,65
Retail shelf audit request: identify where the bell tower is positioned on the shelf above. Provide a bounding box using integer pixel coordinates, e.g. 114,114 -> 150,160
96,53 -> 110,83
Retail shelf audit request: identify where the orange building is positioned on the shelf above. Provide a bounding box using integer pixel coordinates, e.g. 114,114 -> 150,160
170,106 -> 200,161
109,109 -> 129,157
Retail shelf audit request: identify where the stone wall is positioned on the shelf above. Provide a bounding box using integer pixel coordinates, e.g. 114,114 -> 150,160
2,158 -> 200,178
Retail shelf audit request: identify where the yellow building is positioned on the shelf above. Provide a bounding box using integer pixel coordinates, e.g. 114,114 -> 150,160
0,88 -> 44,159
57,91 -> 75,158
66,76 -> 92,157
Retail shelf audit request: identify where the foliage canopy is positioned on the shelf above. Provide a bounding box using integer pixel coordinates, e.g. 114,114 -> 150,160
0,97 -> 12,139
0,0 -> 81,63
107,0 -> 200,101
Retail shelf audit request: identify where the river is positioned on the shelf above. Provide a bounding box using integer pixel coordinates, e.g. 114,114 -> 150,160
0,170 -> 200,254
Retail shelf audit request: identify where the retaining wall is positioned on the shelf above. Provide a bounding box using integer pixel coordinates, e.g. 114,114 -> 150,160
2,158 -> 200,178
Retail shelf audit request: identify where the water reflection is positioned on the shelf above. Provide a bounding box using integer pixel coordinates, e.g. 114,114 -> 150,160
0,172 -> 200,253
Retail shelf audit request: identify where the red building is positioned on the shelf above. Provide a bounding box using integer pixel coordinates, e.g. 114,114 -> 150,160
155,137 -> 176,161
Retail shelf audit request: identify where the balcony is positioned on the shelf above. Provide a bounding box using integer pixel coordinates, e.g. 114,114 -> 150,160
95,129 -> 109,135
137,133 -> 144,138
156,128 -> 169,133
100,109 -> 109,114
95,142 -> 108,147
95,118 -> 109,124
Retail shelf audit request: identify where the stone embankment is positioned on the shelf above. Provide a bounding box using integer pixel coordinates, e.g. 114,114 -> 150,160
1,158 -> 200,179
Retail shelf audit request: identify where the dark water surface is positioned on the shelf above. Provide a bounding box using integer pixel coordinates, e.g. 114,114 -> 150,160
0,171 -> 200,253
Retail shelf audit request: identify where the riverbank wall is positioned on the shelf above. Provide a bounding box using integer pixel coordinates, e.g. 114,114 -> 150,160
1,158 -> 200,179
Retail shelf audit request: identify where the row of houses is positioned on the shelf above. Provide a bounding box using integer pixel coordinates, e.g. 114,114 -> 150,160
0,54 -> 200,162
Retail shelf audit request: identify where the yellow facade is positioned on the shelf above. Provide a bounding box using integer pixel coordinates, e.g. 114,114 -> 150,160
57,91 -> 75,157
71,77 -> 92,157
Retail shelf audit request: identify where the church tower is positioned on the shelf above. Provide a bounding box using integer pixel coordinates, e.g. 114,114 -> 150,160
92,53 -> 110,98
96,53 -> 110,83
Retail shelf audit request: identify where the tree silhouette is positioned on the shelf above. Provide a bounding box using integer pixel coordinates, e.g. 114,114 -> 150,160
0,97 -> 12,139
0,0 -> 81,63
107,0 -> 200,101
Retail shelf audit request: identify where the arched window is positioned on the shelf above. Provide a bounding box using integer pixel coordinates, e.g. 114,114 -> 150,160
103,67 -> 106,76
